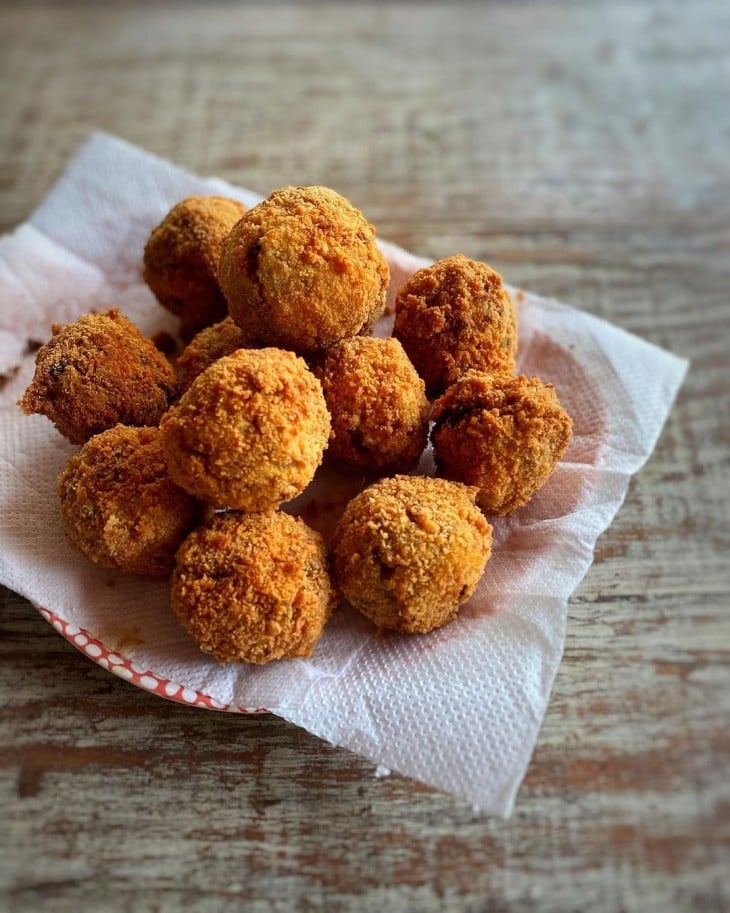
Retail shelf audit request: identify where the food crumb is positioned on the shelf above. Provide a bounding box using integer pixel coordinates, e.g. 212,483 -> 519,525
0,365 -> 20,391
408,508 -> 438,533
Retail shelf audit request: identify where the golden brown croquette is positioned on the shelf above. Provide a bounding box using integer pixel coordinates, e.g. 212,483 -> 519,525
160,347 -> 330,511
313,336 -> 429,474
218,185 -> 389,354
332,475 -> 492,634
393,254 -> 518,397
430,372 -> 573,515
176,316 -> 254,393
171,511 -> 334,664
20,309 -> 177,444
58,425 -> 198,577
143,195 -> 247,333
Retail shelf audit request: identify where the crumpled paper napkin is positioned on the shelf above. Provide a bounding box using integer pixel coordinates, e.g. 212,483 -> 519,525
0,133 -> 687,816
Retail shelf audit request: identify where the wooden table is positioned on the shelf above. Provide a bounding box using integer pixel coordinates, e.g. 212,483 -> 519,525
1,2 -> 728,910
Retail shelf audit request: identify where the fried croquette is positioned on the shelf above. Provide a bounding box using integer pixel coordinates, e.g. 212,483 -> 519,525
431,372 -> 573,515
20,310 -> 178,444
218,185 -> 389,353
171,511 -> 334,664
176,316 -> 253,393
332,475 -> 492,634
393,254 -> 518,398
58,425 -> 198,577
313,336 -> 429,473
160,347 -> 330,510
143,195 -> 247,333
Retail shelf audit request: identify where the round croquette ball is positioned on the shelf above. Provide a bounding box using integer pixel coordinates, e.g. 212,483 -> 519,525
430,372 -> 573,515
20,309 -> 178,445
218,185 -> 389,354
313,336 -> 429,473
171,511 -> 334,664
332,475 -> 492,634
143,195 -> 247,332
58,425 -> 199,577
393,254 -> 518,397
176,316 -> 253,393
160,347 -> 330,510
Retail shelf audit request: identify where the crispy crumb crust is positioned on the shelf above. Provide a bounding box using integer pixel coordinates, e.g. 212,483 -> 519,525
171,511 -> 334,664
393,254 -> 518,398
20,309 -> 178,444
218,185 -> 389,353
58,425 -> 199,577
160,347 -> 330,510
332,475 -> 492,634
176,316 -> 254,393
143,195 -> 247,332
431,372 -> 573,515
313,336 -> 429,473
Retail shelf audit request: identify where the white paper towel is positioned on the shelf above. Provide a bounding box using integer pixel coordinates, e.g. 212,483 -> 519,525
0,133 -> 688,816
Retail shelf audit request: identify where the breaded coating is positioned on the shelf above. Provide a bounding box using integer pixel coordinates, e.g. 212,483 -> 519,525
171,511 -> 334,664
58,425 -> 198,577
20,310 -> 177,444
218,185 -> 389,354
143,195 -> 247,333
332,475 -> 492,634
393,254 -> 518,398
177,316 -> 253,393
313,336 -> 429,473
431,372 -> 573,515
160,347 -> 330,510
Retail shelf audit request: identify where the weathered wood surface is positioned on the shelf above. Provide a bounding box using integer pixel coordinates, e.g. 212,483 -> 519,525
1,1 -> 728,911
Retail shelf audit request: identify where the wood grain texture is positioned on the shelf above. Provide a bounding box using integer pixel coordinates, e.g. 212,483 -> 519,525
1,1 -> 728,911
